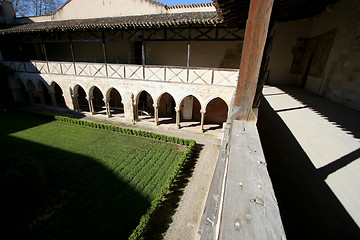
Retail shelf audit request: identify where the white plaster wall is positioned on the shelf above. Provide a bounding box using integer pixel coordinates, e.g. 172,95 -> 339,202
306,0 -> 360,110
182,96 -> 193,119
191,41 -> 242,68
267,19 -> 313,85
52,0 -> 166,21
146,41 -> 187,66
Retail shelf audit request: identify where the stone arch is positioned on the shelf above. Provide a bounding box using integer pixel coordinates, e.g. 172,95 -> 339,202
50,82 -> 67,108
204,97 -> 229,125
106,87 -> 124,117
74,84 -> 89,112
136,90 -> 154,121
157,92 -> 176,124
38,80 -> 52,106
179,95 -> 202,129
89,86 -> 105,115
26,80 -> 41,105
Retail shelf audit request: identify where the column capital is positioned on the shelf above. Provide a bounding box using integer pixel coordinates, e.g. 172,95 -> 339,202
153,103 -> 158,109
175,107 -> 180,112
200,109 -> 207,114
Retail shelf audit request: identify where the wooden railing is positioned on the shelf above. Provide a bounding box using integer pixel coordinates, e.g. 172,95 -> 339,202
1,60 -> 239,87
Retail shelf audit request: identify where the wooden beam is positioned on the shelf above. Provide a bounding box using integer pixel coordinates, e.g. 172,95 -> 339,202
253,1 -> 280,109
69,32 -> 77,75
187,28 -> 191,82
101,30 -> 108,77
233,0 -> 274,121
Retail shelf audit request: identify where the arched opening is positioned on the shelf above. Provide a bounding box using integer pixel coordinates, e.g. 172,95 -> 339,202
137,91 -> 154,121
108,88 -> 124,118
179,95 -> 201,128
74,85 -> 89,112
17,80 -> 29,103
27,81 -> 41,105
38,81 -> 52,106
51,82 -> 67,108
204,97 -> 229,131
158,92 -> 176,124
90,86 -> 105,115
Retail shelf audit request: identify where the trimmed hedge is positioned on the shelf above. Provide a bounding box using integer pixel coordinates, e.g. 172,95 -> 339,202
54,115 -> 196,239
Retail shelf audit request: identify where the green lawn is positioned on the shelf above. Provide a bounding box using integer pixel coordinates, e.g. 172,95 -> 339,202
0,111 -> 186,239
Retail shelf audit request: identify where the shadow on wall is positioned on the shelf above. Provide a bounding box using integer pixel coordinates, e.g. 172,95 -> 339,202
0,110 -> 150,239
257,97 -> 360,240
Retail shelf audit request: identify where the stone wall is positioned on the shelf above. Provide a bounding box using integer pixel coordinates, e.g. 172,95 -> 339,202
10,72 -> 235,122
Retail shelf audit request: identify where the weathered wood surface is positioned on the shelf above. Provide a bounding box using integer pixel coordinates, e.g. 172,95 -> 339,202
234,0 -> 274,121
219,120 -> 286,239
198,121 -> 231,240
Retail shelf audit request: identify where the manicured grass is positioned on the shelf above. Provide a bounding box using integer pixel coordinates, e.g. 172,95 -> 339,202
0,111 -> 187,239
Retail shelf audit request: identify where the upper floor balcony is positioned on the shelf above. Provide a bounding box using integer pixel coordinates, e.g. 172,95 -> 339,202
1,60 -> 239,87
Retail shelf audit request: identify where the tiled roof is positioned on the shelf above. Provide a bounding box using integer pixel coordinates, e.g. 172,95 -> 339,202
0,12 -> 222,34
166,3 -> 214,9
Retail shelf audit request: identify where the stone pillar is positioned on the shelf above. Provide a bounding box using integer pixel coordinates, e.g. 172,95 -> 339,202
73,93 -> 80,111
28,89 -> 35,104
10,87 -> 22,102
105,98 -> 111,118
175,106 -> 180,129
133,100 -> 139,122
38,90 -> 46,105
50,91 -> 57,108
200,109 -> 206,133
88,96 -> 95,114
153,103 -> 159,126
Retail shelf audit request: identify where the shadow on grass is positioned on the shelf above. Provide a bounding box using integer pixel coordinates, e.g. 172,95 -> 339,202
0,111 -> 150,240
257,97 -> 360,240
142,144 -> 203,239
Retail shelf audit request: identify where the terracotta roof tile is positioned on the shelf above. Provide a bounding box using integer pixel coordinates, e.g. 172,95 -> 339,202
0,12 -> 222,34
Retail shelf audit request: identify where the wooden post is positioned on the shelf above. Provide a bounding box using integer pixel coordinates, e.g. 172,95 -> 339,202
41,36 -> 50,73
187,28 -> 191,82
102,30 -> 109,77
142,32 -> 146,80
233,0 -> 274,121
69,32 -> 77,75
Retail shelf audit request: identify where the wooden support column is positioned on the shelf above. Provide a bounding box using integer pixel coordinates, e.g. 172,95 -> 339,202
142,32 -> 146,80
233,0 -> 274,121
40,37 -> 50,73
187,28 -> 191,82
102,30 -> 109,77
69,32 -> 77,75
253,1 -> 280,111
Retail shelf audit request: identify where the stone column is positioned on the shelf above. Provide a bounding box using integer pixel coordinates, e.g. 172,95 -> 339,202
105,98 -> 111,118
50,91 -> 57,108
153,103 -> 159,126
175,106 -> 180,129
73,93 -> 80,111
133,100 -> 139,122
200,109 -> 206,133
39,90 -> 46,105
88,96 -> 95,114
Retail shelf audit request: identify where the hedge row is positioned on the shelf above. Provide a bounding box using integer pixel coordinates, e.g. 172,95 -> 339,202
54,116 -> 195,146
54,115 -> 196,240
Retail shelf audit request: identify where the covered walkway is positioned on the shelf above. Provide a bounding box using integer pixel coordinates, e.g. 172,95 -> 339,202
258,85 -> 360,239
